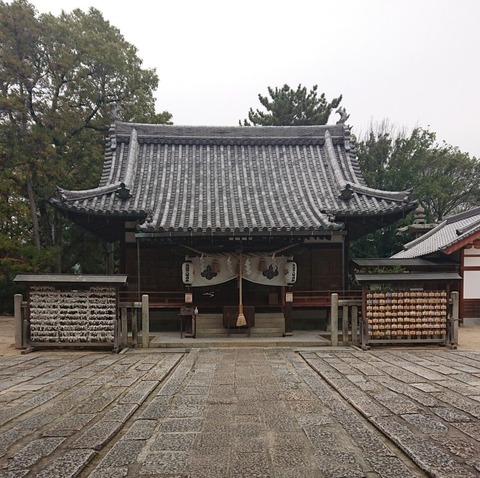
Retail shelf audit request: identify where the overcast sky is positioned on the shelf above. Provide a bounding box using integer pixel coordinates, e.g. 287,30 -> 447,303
28,0 -> 480,157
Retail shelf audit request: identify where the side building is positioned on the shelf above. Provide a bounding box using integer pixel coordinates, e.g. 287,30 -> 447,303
393,207 -> 480,323
51,121 -> 416,333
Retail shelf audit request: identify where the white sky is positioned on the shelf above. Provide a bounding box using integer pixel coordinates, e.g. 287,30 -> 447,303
28,0 -> 480,157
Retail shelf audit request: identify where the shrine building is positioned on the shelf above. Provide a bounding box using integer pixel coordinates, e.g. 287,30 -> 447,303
50,120 -> 416,334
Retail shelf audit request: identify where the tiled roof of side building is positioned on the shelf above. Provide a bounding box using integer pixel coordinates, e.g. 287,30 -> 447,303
51,121 -> 416,234
393,207 -> 480,258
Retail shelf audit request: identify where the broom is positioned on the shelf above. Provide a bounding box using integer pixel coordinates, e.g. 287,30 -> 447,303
236,252 -> 247,327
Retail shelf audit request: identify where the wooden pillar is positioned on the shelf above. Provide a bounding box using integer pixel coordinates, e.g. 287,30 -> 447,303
142,294 -> 149,348
14,294 -> 23,349
113,319 -> 120,350
331,293 -> 338,346
121,306 -> 128,346
451,291 -> 459,348
342,305 -> 349,344
284,304 -> 293,336
131,308 -> 138,346
351,305 -> 358,344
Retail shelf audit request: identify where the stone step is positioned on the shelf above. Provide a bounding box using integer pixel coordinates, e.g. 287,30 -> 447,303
254,319 -> 284,327
195,313 -> 285,337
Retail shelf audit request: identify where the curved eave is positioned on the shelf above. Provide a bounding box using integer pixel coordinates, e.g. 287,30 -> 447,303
55,184 -> 123,202
51,198 -> 147,218
333,201 -> 417,240
51,199 -> 147,242
136,223 -> 344,237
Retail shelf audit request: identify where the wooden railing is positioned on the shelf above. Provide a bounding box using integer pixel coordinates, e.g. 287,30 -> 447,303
119,295 -> 149,348
330,293 -> 362,346
119,290 -> 185,308
293,290 -> 362,307
119,289 -> 363,309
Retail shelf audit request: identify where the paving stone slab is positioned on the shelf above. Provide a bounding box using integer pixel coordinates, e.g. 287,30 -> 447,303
274,468 -> 321,478
336,387 -> 392,418
87,466 -> 129,478
76,390 -> 124,414
119,380 -> 158,405
95,439 -> 145,468
466,458 -> 480,472
332,412 -> 395,457
432,391 -> 480,419
3,437 -> 65,470
289,400 -> 325,415
372,391 -> 423,415
122,420 -> 157,440
401,412 -> 448,433
35,449 -> 96,478
235,422 -> 264,438
230,451 -> 272,478
431,406 -> 473,422
0,470 -> 29,477
175,394 -> 208,407
29,366 -> 81,384
150,432 -> 197,452
0,428 -> 31,456
42,414 -> 96,437
140,396 -> 172,419
232,436 -> 267,453
411,382 -> 443,392
430,434 -> 480,459
157,417 -> 203,433
366,456 -> 419,478
194,431 -> 233,452
69,420 -> 124,450
314,450 -> 366,478
374,424 -> 476,478
188,462 -> 229,478
453,422 -> 480,440
296,414 -> 334,427
139,451 -> 189,475
302,425 -> 339,452
381,383 -> 441,408
110,375 -> 140,387
168,404 -> 205,418
102,403 -> 138,422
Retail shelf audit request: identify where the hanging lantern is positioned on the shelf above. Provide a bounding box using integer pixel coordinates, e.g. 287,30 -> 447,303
182,262 -> 194,285
285,261 -> 297,285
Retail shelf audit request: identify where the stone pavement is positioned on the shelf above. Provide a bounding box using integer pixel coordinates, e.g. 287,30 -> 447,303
0,347 -> 479,477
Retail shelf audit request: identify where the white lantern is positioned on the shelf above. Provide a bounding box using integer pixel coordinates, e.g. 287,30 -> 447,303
285,261 -> 297,285
182,262 -> 194,285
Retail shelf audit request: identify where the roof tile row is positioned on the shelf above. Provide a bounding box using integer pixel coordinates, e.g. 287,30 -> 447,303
52,122 -> 415,234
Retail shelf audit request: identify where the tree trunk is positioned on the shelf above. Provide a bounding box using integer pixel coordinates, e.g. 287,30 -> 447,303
26,173 -> 41,250
53,209 -> 63,273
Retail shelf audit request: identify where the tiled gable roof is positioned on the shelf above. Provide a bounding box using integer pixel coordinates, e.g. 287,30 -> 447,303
393,208 -> 480,258
52,122 -> 415,235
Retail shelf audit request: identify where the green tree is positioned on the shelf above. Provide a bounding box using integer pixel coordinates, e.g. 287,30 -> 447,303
0,1 -> 171,247
0,1 -> 172,310
357,124 -> 480,221
352,122 -> 480,258
241,84 -> 342,126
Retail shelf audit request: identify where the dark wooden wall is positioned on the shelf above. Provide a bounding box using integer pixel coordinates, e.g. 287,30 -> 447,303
122,242 -> 344,307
